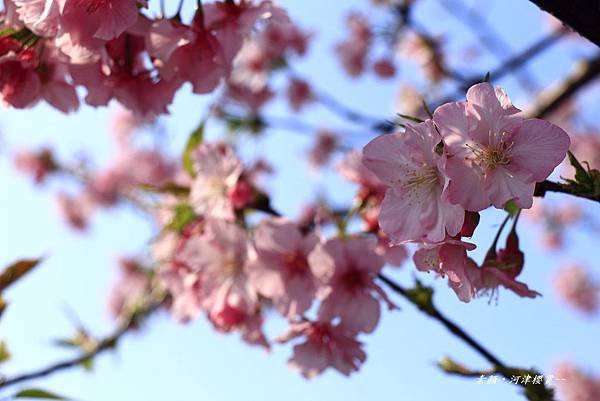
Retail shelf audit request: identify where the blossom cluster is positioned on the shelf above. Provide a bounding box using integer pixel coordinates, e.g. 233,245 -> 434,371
0,0 -> 308,117
145,140 -> 405,378
363,82 -> 570,302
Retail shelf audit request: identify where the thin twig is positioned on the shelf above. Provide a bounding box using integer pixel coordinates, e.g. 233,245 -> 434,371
0,300 -> 163,390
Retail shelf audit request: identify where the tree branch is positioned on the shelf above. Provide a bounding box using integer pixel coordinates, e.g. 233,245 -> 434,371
377,274 -> 556,401
0,300 -> 163,390
527,0 -> 600,48
526,54 -> 600,119
535,180 -> 600,203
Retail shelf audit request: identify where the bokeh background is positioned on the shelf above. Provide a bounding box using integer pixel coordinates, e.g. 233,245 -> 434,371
1,1 -> 599,400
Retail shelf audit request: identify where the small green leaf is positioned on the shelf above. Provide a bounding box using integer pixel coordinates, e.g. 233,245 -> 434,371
81,357 -> 94,371
14,388 -> 69,400
397,113 -> 424,123
139,183 -> 190,196
167,204 -> 196,233
0,258 -> 43,293
567,151 -> 590,184
482,71 -> 491,82
182,121 -> 205,177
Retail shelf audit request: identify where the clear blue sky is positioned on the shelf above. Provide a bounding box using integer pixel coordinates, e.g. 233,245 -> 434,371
0,1 -> 599,400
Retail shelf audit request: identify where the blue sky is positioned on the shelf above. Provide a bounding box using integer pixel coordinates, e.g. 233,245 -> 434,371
0,1 -> 599,400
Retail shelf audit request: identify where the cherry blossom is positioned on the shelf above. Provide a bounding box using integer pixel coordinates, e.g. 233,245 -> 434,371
277,319 -> 366,378
308,237 -> 393,333
553,362 -> 600,401
434,82 -> 570,211
554,264 -> 599,314
363,119 -> 465,244
189,142 -> 243,220
247,218 -> 319,318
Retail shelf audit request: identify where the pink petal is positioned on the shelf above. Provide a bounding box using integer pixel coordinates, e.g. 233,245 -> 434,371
510,118 -> 571,182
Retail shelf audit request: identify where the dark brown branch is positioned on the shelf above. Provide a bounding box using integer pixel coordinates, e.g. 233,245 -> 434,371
527,54 -> 600,119
377,274 -> 504,366
527,0 -> 600,48
378,274 -> 556,400
535,180 -> 600,203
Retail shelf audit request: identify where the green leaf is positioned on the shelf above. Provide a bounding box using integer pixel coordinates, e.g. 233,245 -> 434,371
567,151 -> 590,184
167,204 -> 196,233
182,121 -> 205,177
397,113 -> 424,123
482,71 -> 491,82
81,357 -> 94,371
139,183 -> 190,196
0,258 -> 43,293
14,389 -> 69,400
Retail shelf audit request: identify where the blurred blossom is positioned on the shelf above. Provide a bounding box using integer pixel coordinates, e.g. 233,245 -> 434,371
55,192 -> 93,231
372,58 -> 396,79
109,106 -> 148,144
307,129 -> 339,169
395,84 -> 427,120
107,257 -> 152,321
335,13 -> 372,77
286,78 -> 314,112
397,32 -> 445,82
553,264 -> 599,314
553,361 -> 600,401
13,147 -> 57,184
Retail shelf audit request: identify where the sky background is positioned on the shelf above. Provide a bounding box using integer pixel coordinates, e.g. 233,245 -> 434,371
1,1 -> 599,400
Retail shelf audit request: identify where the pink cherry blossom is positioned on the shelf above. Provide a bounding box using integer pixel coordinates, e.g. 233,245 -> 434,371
189,142 -> 243,220
277,319 -> 366,378
413,240 -> 479,302
203,0 -> 282,67
55,192 -> 93,231
307,129 -> 338,169
553,361 -> 600,401
247,218 -> 319,318
107,257 -> 151,321
335,13 -> 371,77
59,0 -> 142,49
0,37 -> 40,108
286,78 -> 314,112
363,119 -> 465,244
146,16 -> 225,95
13,0 -> 60,36
70,31 -> 178,117
375,235 -> 407,267
225,80 -> 274,112
176,219 -> 264,340
308,237 -> 393,333
257,17 -> 310,59
372,58 -> 396,79
13,147 -> 57,184
553,264 -> 599,314
338,150 -> 386,198
434,82 -> 570,211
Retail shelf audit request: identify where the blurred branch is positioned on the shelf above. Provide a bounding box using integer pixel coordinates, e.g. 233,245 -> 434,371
526,54 -> 600,119
438,0 -> 539,92
527,0 -> 600,47
0,298 -> 163,390
378,274 -> 556,401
